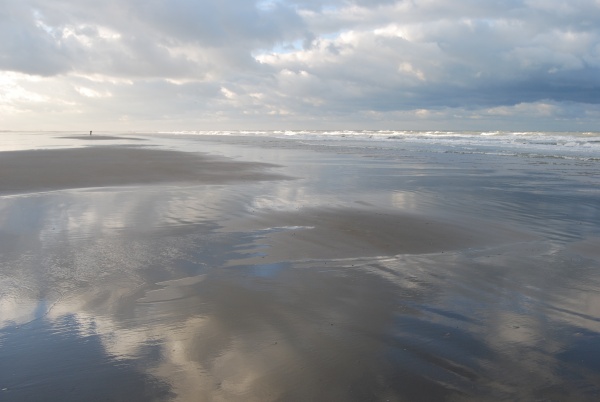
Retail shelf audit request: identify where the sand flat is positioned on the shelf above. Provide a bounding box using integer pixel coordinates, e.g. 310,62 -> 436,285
57,135 -> 147,141
0,146 -> 287,195
227,207 -> 535,263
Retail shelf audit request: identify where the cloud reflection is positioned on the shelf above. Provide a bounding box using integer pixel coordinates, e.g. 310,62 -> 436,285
2,140 -> 600,400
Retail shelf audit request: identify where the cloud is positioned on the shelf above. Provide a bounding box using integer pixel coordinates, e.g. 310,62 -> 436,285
1,0 -> 600,130
0,1 -> 73,75
1,0 -> 304,78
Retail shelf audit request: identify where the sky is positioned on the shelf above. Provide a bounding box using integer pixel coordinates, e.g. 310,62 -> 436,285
1,0 -> 600,131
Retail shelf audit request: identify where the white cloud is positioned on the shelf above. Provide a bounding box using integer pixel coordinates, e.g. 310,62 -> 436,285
76,86 -> 112,98
1,0 -> 600,130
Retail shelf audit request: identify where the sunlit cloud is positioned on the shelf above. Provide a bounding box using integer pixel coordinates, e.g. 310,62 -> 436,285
1,0 -> 599,130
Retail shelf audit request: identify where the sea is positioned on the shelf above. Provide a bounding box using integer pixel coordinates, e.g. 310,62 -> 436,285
3,130 -> 600,161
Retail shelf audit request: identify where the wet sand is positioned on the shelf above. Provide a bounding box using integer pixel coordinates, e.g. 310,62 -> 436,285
1,133 -> 600,401
228,207 -> 533,264
58,135 -> 148,141
0,147 -> 286,194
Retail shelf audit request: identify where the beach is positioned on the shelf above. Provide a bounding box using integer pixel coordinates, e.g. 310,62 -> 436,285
1,131 -> 599,401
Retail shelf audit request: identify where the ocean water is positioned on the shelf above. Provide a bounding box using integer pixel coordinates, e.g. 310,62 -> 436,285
1,130 -> 599,401
3,129 -> 600,160
161,129 -> 600,160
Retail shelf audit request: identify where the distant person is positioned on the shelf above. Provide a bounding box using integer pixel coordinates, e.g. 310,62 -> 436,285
90,130 -> 92,136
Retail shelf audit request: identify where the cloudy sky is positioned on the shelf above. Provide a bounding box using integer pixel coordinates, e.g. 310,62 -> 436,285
1,0 -> 600,131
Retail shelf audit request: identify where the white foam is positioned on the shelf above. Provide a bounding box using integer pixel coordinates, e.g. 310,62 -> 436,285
153,130 -> 600,161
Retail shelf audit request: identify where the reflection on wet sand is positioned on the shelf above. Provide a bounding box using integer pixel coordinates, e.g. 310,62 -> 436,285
5,233 -> 600,400
1,134 -> 600,401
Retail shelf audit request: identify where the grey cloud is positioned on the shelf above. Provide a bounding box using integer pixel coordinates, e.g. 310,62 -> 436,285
2,0 -> 600,130
261,0 -> 600,114
130,0 -> 304,47
2,0 -> 304,78
0,1 -> 73,75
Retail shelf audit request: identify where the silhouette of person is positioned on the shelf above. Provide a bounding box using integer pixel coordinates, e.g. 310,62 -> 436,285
90,131 -> 92,136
